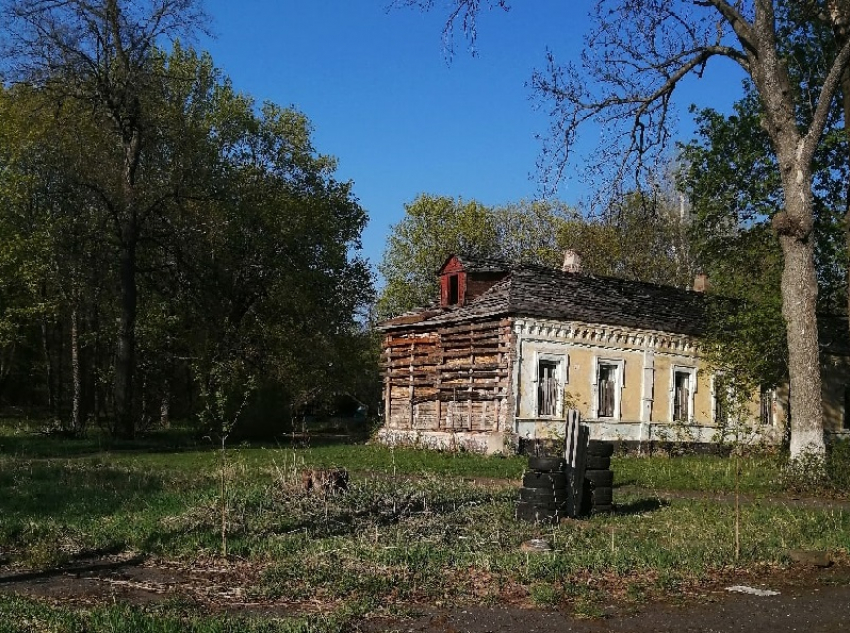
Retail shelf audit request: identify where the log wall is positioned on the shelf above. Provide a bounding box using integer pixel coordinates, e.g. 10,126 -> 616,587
383,318 -> 513,433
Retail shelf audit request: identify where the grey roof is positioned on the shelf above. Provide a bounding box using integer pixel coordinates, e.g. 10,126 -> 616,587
380,262 -> 707,336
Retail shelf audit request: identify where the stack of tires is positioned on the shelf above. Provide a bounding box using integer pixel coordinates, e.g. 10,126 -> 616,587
516,456 -> 568,524
582,440 -> 614,514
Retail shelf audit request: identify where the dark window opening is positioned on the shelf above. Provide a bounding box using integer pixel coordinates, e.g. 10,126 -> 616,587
448,274 -> 459,305
537,359 -> 560,417
673,371 -> 690,421
598,364 -> 616,418
844,387 -> 850,430
715,392 -> 728,425
714,376 -> 728,425
759,386 -> 773,426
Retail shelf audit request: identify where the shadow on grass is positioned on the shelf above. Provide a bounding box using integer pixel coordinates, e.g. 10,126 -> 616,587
0,429 -> 371,460
0,461 -> 165,523
0,550 -> 145,584
613,497 -> 669,515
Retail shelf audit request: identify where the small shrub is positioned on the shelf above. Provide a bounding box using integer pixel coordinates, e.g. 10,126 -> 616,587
778,442 -> 850,496
529,583 -> 562,606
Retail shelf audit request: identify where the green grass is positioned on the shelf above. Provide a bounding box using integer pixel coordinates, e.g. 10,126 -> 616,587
0,594 -> 362,633
1,426 -> 849,631
613,453 -> 783,495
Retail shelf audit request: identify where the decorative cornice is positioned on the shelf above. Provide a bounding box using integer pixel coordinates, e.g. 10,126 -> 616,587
512,317 -> 699,355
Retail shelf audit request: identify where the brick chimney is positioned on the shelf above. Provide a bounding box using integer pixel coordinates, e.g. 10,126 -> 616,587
561,250 -> 582,273
693,273 -> 710,293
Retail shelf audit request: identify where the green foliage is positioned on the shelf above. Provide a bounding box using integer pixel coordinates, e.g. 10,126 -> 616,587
0,42 -> 374,436
678,91 -> 827,395
556,189 -> 696,287
613,453 -> 781,495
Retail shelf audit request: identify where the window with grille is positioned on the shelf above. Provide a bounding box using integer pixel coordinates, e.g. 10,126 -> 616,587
670,366 -> 696,423
713,374 -> 730,425
537,358 -> 561,417
673,371 -> 691,421
597,363 -> 618,418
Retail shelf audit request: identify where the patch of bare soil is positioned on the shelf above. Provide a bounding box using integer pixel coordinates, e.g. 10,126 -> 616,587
0,553 -> 299,616
2,552 -> 850,632
362,564 -> 850,633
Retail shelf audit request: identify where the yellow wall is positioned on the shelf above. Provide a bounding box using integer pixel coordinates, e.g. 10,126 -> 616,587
518,322 -> 717,426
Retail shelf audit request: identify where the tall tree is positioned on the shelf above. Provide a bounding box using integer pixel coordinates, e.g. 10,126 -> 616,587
404,0 -> 850,461
1,0 -> 207,438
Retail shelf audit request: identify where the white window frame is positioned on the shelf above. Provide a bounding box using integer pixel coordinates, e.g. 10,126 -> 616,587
670,365 -> 698,423
591,358 -> 625,420
533,352 -> 568,418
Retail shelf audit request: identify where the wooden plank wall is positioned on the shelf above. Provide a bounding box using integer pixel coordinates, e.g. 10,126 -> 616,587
383,319 -> 513,432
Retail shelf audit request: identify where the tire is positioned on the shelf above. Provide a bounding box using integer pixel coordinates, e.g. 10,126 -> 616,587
585,469 -> 614,488
519,487 -> 569,505
584,455 -> 611,470
587,441 -> 614,457
516,502 -> 562,523
579,488 -> 593,515
522,471 -> 567,489
521,500 -> 568,511
591,487 -> 613,505
527,456 -> 566,472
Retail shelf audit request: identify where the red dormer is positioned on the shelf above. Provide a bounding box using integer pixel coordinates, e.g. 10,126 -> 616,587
439,255 -> 467,307
438,254 -> 510,308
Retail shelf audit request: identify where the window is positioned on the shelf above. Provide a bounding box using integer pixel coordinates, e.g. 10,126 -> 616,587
673,371 -> 690,421
448,274 -> 459,305
845,387 -> 850,430
670,366 -> 697,423
536,354 -> 566,417
598,364 -> 617,418
592,358 -> 624,419
760,387 -> 775,426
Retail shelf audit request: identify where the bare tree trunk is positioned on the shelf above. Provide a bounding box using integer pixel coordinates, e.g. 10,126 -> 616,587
115,221 -> 138,439
777,175 -> 826,459
160,391 -> 171,429
70,305 -> 81,435
114,128 -> 141,440
41,320 -> 56,418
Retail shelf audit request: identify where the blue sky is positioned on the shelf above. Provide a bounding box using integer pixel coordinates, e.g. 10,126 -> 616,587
198,1 -> 745,282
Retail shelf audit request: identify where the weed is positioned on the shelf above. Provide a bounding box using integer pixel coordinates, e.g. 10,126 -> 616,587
529,583 -> 561,606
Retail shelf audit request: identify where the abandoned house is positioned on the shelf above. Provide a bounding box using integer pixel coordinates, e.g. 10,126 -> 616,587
376,252 -> 850,454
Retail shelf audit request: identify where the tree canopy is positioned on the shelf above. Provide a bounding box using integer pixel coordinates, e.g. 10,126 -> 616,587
0,41 -> 374,438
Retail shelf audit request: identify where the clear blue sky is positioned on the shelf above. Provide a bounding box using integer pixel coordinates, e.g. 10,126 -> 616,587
198,1 -> 744,282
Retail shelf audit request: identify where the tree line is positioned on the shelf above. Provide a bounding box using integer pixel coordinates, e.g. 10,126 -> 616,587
0,2 -> 375,439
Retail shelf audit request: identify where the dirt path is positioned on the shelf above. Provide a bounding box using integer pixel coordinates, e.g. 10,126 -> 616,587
2,553 -> 849,631
364,565 -> 850,632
